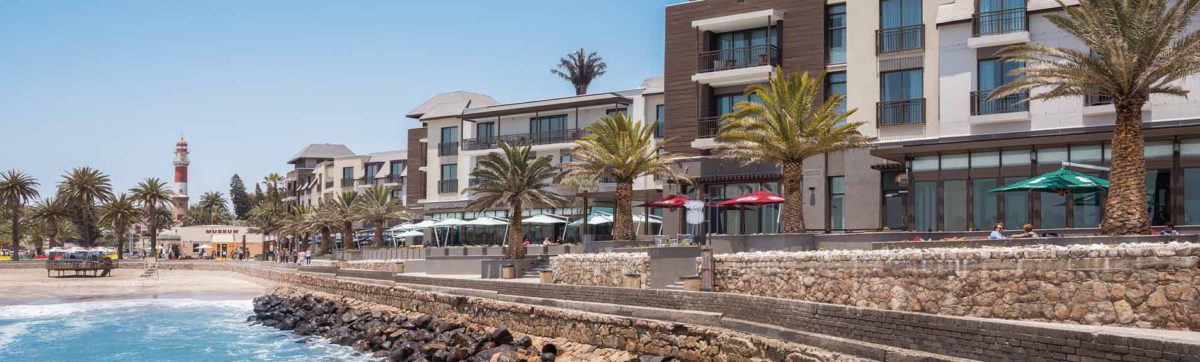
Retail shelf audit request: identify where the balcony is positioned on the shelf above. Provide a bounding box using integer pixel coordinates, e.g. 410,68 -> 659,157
876,25 -> 924,54
698,44 -> 780,73
461,129 -> 583,151
438,179 -> 458,194
697,116 -> 722,138
438,142 -> 459,156
971,90 -> 1029,115
877,98 -> 925,127
969,9 -> 1029,48
1086,94 -> 1113,107
340,178 -> 355,188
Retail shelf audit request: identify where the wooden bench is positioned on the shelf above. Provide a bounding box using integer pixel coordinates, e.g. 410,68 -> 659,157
46,259 -> 120,277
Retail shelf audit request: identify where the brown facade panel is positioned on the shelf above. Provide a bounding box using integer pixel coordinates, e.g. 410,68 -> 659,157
406,127 -> 427,209
664,0 -> 826,154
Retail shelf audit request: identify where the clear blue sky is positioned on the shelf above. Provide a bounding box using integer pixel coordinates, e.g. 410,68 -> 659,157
0,0 -> 672,199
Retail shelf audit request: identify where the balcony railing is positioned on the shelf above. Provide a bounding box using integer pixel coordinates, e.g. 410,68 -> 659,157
876,25 -> 924,54
468,178 -> 485,187
697,116 -> 722,138
438,142 -> 459,156
1086,94 -> 1114,107
341,178 -> 355,188
698,44 -> 780,73
973,8 -> 1027,37
462,129 -> 583,151
971,90 -> 1029,115
438,179 -> 458,194
877,98 -> 925,127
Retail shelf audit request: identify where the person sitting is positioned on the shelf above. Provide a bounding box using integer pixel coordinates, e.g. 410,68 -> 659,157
988,223 -> 1006,240
1161,223 -> 1182,236
1012,224 -> 1039,239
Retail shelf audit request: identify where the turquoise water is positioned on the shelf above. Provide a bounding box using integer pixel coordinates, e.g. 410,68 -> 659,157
0,298 -> 368,362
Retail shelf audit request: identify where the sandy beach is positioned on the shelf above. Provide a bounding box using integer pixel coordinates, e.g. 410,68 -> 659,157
0,267 -> 273,305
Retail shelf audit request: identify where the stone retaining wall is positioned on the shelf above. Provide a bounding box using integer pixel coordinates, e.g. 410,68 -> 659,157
158,262 -> 860,361
710,242 -> 1200,331
551,253 -> 649,288
344,260 -> 406,273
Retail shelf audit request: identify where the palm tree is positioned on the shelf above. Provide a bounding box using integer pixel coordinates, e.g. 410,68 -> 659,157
248,199 -> 284,260
197,191 -> 231,225
130,178 -> 173,258
98,194 -> 139,259
310,203 -> 339,256
0,170 -> 39,260
568,113 -> 690,241
329,191 -> 360,250
716,69 -> 872,233
989,0 -> 1200,235
30,197 -> 70,254
466,142 -> 569,259
57,167 -> 113,247
353,186 -> 409,248
551,48 -> 607,95
263,173 -> 285,201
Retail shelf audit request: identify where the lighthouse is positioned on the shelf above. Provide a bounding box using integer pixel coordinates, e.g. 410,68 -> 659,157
173,137 -> 190,222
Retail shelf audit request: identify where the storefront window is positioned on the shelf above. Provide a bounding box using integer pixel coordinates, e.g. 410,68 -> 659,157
1073,193 -> 1102,228
1003,176 -> 1029,229
881,171 -> 907,230
1070,144 -> 1102,163
914,181 -> 937,232
971,152 -> 999,168
1181,138 -> 1200,156
830,177 -> 845,231
1147,170 -> 1172,225
941,154 -> 969,170
944,180 -> 967,231
1037,147 -> 1068,165
1185,168 -> 1200,225
1001,149 -> 1031,166
1146,141 -> 1173,159
705,181 -> 780,235
973,178 -> 998,230
912,155 -> 939,171
1041,193 -> 1067,229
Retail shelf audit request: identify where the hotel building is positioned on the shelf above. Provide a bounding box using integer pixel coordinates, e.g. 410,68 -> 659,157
283,144 -> 408,209
403,78 -> 666,240
284,143 -> 355,208
869,0 -> 1200,231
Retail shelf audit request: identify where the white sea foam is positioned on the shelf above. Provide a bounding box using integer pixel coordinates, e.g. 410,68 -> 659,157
0,298 -> 250,321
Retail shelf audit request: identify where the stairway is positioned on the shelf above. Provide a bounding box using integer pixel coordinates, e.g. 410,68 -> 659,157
519,258 -> 551,278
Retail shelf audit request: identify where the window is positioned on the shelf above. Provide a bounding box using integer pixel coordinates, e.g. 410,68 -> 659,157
826,72 -> 848,117
941,154 -> 969,170
441,127 -> 458,143
1003,176 -> 1029,229
530,114 -> 568,143
560,154 -> 574,164
439,164 -> 458,193
975,0 -> 1026,36
829,176 -> 845,231
879,68 -> 924,126
1037,147 -> 1068,165
1074,192 -> 1102,228
606,108 -> 628,117
913,181 -> 937,232
440,127 -> 459,156
944,180 -> 968,231
1147,170 -> 1172,226
971,151 -> 1000,168
973,178 -> 999,230
655,104 -> 665,138
1186,168 -> 1200,225
881,171 -> 907,230
364,164 -> 380,184
342,167 -> 354,186
708,26 -> 780,71
477,122 -> 495,140
390,162 -> 403,182
912,155 -> 938,172
1041,192 -> 1066,229
878,0 -> 923,53
974,59 -> 1027,115
713,93 -> 762,117
826,5 -> 847,64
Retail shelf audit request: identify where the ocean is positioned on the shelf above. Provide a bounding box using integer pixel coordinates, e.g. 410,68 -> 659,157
0,298 -> 368,362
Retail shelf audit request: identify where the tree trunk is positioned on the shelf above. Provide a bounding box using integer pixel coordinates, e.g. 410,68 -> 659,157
343,221 -> 355,250
780,161 -> 806,234
1101,97 -> 1151,235
374,222 -> 385,248
9,202 -> 20,261
505,200 -> 525,260
613,181 -> 636,241
319,227 -> 331,256
149,205 -> 158,259
115,226 -> 125,260
47,219 -> 58,249
82,204 -> 92,248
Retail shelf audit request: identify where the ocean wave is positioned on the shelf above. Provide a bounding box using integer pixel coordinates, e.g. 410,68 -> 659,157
0,298 -> 251,321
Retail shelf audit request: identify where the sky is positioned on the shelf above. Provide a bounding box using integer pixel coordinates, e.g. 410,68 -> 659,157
0,0 -> 673,199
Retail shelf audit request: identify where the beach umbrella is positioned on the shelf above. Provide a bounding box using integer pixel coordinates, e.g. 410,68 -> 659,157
388,223 -> 414,232
988,168 -> 1109,194
407,220 -> 438,229
568,212 -> 613,226
396,230 -> 424,237
466,217 -> 508,226
714,190 -> 785,206
521,215 -> 567,224
638,195 -> 690,208
432,219 -> 469,247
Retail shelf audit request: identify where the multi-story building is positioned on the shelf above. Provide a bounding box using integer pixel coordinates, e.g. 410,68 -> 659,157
870,0 -> 1200,231
284,143 -> 354,208
661,0 -> 940,235
307,150 -> 408,206
404,78 -> 667,241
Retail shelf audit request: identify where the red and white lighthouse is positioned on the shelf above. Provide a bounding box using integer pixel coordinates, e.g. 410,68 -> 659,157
173,137 -> 190,222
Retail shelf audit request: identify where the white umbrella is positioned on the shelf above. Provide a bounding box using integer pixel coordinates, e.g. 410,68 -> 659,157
522,215 -> 567,224
388,223 -> 414,232
569,213 -> 612,226
466,217 -> 507,226
433,218 -> 469,227
396,230 -> 424,237
408,220 -> 438,229
632,214 -> 663,224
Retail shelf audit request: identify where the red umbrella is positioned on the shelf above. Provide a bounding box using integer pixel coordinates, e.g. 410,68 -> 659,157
714,190 -> 785,206
638,195 -> 690,208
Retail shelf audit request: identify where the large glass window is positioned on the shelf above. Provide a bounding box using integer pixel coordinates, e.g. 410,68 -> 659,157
705,181 -> 780,235
879,0 -> 923,53
912,155 -> 939,172
826,72 -> 848,116
655,104 -> 665,138
976,0 -> 1026,36
914,181 -> 937,232
1002,149 -> 1031,166
710,26 -> 779,71
342,167 -> 354,186
975,59 -> 1026,115
973,178 -> 999,230
941,154 -> 969,170
477,122 -> 495,140
441,126 -> 458,143
1186,168 -> 1200,225
529,114 -> 568,143
1074,192 -> 1102,228
829,176 -> 845,231
390,162 -> 403,179
713,93 -> 762,117
364,164 -> 380,183
879,68 -> 924,126
944,180 -> 968,231
1003,176 -> 1029,229
441,164 -> 457,181
971,152 -> 1000,168
826,4 -> 846,64
1041,193 -> 1067,229
1147,170 -> 1172,226
881,171 -> 907,230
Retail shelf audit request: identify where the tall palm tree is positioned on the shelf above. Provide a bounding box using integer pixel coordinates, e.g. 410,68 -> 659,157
310,203 -> 339,256
57,167 -> 113,247
197,191 -> 230,225
248,200 -> 285,260
280,204 -> 313,254
329,191 -> 360,250
30,197 -> 70,254
130,178 -> 173,258
989,0 -> 1200,235
353,186 -> 409,248
263,173 -> 285,201
568,113 -> 690,241
551,48 -> 607,95
0,170 -> 39,260
98,194 -> 139,259
466,142 -> 569,259
716,69 -> 873,233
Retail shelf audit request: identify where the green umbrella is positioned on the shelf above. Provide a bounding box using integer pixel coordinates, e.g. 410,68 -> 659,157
988,168 -> 1109,194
